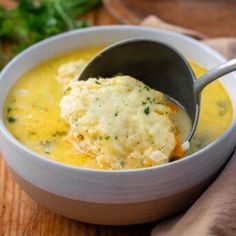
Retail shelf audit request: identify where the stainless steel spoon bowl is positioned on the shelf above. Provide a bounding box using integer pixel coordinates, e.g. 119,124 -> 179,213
78,39 -> 236,141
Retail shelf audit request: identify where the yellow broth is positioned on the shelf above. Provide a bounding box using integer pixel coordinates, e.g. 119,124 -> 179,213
4,47 -> 233,169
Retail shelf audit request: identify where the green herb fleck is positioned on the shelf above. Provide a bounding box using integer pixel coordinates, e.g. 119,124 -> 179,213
142,101 -> 147,105
153,98 -> 161,104
217,100 -> 228,116
40,140 -> 51,146
29,131 -> 37,136
7,116 -> 17,123
114,111 -> 119,116
120,161 -> 125,167
170,127 -> 175,132
7,107 -> 13,113
95,80 -> 101,85
144,107 -> 150,115
105,136 -> 110,140
52,131 -> 67,137
144,85 -> 150,91
146,97 -> 152,104
115,136 -> 118,140
64,87 -> 72,95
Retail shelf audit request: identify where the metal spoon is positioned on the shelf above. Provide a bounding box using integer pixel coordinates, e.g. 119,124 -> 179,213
78,39 -> 236,141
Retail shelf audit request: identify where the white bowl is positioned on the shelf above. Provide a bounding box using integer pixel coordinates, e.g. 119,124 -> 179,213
0,26 -> 236,225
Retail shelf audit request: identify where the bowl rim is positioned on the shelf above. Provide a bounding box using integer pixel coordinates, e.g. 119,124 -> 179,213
0,25 -> 235,174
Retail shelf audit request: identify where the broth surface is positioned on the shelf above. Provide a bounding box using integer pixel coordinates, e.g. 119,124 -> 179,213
4,47 -> 233,169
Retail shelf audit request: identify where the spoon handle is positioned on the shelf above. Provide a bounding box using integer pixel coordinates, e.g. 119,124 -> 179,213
194,59 -> 236,96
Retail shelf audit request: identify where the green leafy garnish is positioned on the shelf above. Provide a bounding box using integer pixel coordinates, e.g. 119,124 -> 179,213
7,116 -> 17,123
7,107 -> 12,113
0,0 -> 101,69
144,107 -> 150,115
144,85 -> 150,91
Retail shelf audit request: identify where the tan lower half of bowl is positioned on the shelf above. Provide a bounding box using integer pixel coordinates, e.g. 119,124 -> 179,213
11,169 -> 214,225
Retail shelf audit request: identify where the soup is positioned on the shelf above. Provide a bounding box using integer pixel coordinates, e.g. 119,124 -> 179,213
4,47 -> 233,169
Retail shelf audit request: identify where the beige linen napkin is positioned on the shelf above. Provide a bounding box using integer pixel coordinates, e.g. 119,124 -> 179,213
141,16 -> 236,236
151,151 -> 236,236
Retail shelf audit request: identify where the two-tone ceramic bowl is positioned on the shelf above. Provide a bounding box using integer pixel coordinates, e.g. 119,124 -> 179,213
0,26 -> 236,225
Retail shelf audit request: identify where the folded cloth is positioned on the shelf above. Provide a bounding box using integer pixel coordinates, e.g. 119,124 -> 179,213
151,150 -> 236,236
203,38 -> 236,60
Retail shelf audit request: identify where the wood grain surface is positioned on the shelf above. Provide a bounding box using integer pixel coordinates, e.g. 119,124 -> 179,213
103,0 -> 236,37
0,0 -> 235,235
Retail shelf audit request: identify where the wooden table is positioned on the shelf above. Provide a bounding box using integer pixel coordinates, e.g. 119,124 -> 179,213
1,1 -> 236,235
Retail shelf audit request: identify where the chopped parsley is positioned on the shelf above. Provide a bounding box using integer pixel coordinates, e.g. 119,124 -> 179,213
114,111 -> 119,116
29,131 -> 37,136
7,116 -> 17,123
144,85 -> 150,91
95,80 -> 101,85
52,131 -> 67,137
152,98 -> 159,104
105,136 -> 110,140
144,107 -> 150,115
146,97 -> 153,104
7,107 -> 12,113
170,127 -> 175,132
120,161 -> 125,167
216,100 -> 228,116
